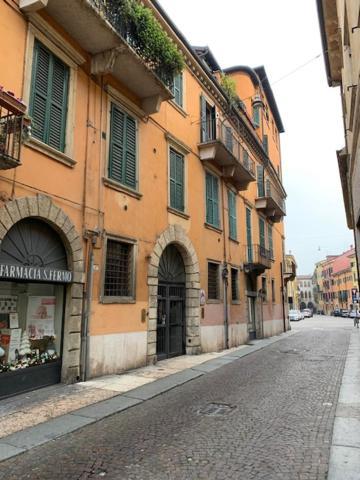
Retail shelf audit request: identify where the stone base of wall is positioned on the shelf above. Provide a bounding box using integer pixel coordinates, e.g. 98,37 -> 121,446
229,323 -> 248,347
263,318 -> 284,338
88,331 -> 147,378
200,325 -> 225,352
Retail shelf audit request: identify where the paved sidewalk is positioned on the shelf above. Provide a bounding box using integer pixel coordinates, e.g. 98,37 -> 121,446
328,328 -> 360,480
0,331 -> 294,462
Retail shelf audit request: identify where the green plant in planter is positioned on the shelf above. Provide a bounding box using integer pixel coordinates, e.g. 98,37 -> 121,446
220,73 -> 239,106
101,0 -> 184,85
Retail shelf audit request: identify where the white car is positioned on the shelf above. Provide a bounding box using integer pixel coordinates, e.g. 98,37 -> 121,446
349,310 -> 360,319
289,309 -> 302,321
302,309 -> 313,318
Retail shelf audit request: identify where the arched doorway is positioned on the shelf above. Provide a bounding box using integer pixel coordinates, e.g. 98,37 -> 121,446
157,245 -> 186,360
0,218 -> 73,397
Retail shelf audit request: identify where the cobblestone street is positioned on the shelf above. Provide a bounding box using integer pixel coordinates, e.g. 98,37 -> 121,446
0,317 -> 353,479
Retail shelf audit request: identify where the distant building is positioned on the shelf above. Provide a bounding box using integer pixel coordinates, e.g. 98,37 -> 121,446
296,275 -> 314,311
317,0 -> 360,299
285,254 -> 297,309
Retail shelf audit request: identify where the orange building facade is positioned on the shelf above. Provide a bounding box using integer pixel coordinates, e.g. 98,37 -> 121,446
0,0 -> 288,397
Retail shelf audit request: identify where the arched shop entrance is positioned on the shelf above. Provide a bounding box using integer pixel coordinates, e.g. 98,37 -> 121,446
0,199 -> 82,399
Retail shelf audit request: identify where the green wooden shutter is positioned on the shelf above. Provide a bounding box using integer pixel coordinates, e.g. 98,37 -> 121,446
169,149 -> 184,211
172,73 -> 183,107
206,172 -> 219,227
257,165 -> 264,197
124,115 -> 137,189
263,134 -> 269,155
259,218 -> 265,249
109,104 -> 125,183
253,105 -> 260,127
200,95 -> 207,142
246,208 -> 253,262
228,190 -> 237,240
206,172 -> 213,225
243,149 -> 249,169
109,104 -> 137,189
30,41 -> 69,152
48,57 -> 69,151
268,224 -> 273,259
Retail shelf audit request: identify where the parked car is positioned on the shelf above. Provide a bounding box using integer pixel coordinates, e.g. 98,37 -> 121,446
349,310 -> 359,319
341,309 -> 349,318
302,308 -> 313,318
333,309 -> 341,317
289,309 -> 302,321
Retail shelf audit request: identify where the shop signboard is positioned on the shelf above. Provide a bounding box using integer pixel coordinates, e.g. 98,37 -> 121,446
0,264 -> 72,283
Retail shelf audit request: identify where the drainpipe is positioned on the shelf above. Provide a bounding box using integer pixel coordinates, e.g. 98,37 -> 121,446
280,261 -> 286,332
81,233 -> 97,381
221,181 -> 229,349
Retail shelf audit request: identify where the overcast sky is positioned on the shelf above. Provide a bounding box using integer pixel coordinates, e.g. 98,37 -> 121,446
158,0 -> 354,275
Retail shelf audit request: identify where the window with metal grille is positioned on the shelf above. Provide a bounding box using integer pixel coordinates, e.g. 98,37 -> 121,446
208,262 -> 219,300
231,268 -> 239,302
104,239 -> 133,298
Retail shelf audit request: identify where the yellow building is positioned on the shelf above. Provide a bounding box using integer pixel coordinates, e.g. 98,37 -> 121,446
0,0 -> 287,398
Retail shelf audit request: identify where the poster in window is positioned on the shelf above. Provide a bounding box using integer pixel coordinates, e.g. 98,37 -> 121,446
26,296 -> 56,339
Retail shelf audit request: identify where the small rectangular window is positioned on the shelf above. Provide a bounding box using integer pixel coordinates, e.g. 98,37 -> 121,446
104,239 -> 134,300
208,262 -> 220,300
261,276 -> 267,301
206,172 -> 220,228
169,148 -> 184,212
231,268 -> 239,302
271,279 -> 275,303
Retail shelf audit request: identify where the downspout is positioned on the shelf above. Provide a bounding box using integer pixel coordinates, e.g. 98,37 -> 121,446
280,261 -> 286,332
221,180 -> 229,349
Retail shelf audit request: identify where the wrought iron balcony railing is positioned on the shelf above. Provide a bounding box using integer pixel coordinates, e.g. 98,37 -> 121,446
244,244 -> 272,274
0,90 -> 27,169
198,118 -> 256,190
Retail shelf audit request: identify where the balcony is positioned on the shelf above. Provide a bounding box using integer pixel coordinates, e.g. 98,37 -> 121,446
20,0 -> 173,114
255,180 -> 286,222
243,244 -> 272,275
0,90 -> 27,170
198,119 -> 256,191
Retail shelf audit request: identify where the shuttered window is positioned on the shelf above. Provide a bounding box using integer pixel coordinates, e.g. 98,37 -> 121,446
171,73 -> 183,107
228,190 -> 237,240
246,208 -> 253,262
104,239 -> 134,299
208,262 -> 219,300
169,148 -> 184,211
257,165 -> 265,197
231,268 -> 239,302
259,218 -> 266,250
271,279 -> 275,303
206,172 -> 220,228
30,40 -> 69,152
200,95 -> 216,142
263,134 -> 269,155
253,105 -> 260,127
268,225 -> 274,259
109,103 -> 137,190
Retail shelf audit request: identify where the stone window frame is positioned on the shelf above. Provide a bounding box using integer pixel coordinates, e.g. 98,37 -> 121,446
22,14 -> 85,167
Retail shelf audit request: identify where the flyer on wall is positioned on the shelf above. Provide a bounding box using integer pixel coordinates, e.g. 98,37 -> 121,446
26,296 -> 56,339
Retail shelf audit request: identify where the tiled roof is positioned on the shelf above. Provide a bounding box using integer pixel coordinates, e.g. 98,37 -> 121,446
332,248 -> 355,275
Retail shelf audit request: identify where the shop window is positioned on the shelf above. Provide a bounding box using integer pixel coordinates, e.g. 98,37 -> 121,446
103,239 -> 135,302
108,103 -> 137,190
30,40 -> 69,152
208,262 -> 220,300
231,268 -> 239,302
